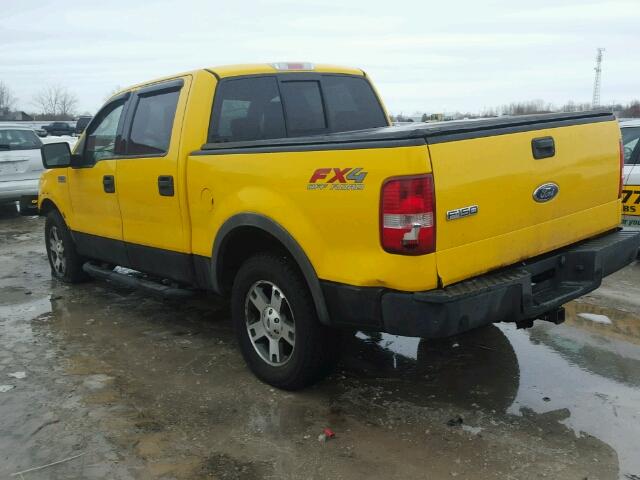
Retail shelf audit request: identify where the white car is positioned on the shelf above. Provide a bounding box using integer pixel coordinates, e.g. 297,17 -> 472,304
0,126 -> 43,206
622,119 -> 640,230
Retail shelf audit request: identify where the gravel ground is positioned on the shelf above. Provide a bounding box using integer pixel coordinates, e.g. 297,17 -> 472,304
0,208 -> 639,479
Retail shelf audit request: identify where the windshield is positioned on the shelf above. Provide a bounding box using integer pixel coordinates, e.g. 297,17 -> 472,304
0,129 -> 43,151
622,126 -> 640,165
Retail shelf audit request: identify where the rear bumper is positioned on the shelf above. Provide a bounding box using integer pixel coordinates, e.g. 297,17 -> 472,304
0,179 -> 39,203
322,229 -> 640,338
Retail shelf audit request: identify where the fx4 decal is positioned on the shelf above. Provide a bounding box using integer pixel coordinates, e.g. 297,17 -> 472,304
307,168 -> 368,191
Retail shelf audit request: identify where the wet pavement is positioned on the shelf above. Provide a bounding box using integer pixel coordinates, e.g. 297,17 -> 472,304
1,208 -> 639,479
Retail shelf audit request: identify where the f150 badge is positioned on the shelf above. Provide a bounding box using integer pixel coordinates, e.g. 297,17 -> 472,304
307,168 -> 367,191
446,205 -> 478,221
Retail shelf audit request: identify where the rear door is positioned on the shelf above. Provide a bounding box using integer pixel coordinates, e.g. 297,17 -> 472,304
116,77 -> 191,282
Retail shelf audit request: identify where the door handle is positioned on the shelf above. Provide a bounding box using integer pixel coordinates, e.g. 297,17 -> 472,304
531,136 -> 555,159
158,175 -> 174,196
103,175 -> 115,193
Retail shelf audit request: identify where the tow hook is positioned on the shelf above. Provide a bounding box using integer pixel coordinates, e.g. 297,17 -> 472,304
516,307 -> 566,329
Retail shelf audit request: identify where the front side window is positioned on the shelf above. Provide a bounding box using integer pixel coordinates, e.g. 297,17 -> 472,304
622,126 -> 640,165
84,100 -> 126,164
209,77 -> 286,143
0,129 -> 42,150
128,89 -> 180,155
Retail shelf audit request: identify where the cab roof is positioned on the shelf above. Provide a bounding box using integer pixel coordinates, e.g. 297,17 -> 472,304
208,63 -> 364,78
118,63 -> 365,96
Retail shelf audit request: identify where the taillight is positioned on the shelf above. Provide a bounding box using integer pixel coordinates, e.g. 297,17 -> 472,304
619,140 -> 624,199
380,174 -> 435,255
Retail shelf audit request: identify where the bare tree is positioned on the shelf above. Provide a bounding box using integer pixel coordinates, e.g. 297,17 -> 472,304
0,81 -> 17,113
32,85 -> 78,119
58,88 -> 78,117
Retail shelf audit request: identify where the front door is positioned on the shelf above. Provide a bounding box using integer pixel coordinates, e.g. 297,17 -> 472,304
67,94 -> 130,265
116,78 -> 192,282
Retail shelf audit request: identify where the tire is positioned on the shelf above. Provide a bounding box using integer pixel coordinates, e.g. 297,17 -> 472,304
45,210 -> 88,283
231,253 -> 334,390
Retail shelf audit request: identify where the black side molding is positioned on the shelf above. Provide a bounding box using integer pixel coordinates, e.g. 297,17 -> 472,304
192,138 -> 425,156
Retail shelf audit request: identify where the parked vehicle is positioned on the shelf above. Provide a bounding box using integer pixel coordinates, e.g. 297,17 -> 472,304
0,126 -> 43,206
42,122 -> 75,136
37,63 -> 640,389
75,116 -> 92,135
34,127 -> 48,138
621,119 -> 640,230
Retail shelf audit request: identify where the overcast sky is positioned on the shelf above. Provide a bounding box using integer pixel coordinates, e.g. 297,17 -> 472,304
2,0 -> 638,115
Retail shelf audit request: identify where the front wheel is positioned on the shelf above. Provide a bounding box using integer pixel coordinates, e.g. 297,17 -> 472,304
231,253 -> 335,390
45,210 -> 88,283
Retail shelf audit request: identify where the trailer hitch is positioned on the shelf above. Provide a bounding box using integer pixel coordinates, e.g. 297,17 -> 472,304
516,306 -> 566,329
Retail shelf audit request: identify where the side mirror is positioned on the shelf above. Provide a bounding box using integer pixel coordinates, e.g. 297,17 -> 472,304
41,142 -> 71,169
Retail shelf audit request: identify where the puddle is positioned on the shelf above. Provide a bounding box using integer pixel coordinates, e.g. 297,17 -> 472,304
353,301 -> 640,478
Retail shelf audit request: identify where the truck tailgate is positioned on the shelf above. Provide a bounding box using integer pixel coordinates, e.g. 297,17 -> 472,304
428,116 -> 622,286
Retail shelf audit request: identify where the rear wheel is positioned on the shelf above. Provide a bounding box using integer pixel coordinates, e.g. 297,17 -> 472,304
231,253 -> 334,390
45,210 -> 88,283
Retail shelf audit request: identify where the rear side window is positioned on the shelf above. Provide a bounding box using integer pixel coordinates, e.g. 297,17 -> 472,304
209,77 -> 286,143
280,81 -> 326,136
322,76 -> 388,132
128,89 -> 180,155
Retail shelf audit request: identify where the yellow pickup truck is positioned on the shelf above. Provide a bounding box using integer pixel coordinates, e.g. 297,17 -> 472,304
38,63 -> 640,389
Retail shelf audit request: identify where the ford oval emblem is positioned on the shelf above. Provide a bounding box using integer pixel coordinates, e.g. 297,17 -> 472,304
533,182 -> 559,203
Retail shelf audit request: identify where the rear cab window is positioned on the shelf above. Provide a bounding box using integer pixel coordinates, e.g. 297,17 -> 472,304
208,74 -> 387,143
279,81 -> 326,136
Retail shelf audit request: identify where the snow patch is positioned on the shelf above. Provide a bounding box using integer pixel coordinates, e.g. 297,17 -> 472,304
577,313 -> 612,325
462,424 -> 483,435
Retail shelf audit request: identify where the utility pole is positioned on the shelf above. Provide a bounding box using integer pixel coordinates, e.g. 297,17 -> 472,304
592,48 -> 605,107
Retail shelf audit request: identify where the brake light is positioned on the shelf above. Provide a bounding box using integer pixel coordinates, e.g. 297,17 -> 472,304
619,139 -> 624,199
380,174 -> 435,255
271,62 -> 314,71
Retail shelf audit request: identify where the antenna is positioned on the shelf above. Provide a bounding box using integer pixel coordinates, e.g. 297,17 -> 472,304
592,48 -> 605,107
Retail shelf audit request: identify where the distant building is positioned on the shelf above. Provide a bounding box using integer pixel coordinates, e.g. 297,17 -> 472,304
0,110 -> 34,121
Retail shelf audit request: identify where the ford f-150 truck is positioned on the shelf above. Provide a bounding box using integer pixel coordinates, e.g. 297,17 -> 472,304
37,63 -> 640,389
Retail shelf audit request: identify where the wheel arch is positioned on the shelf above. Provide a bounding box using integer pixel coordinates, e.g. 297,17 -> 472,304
211,213 -> 330,325
39,198 -> 60,217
